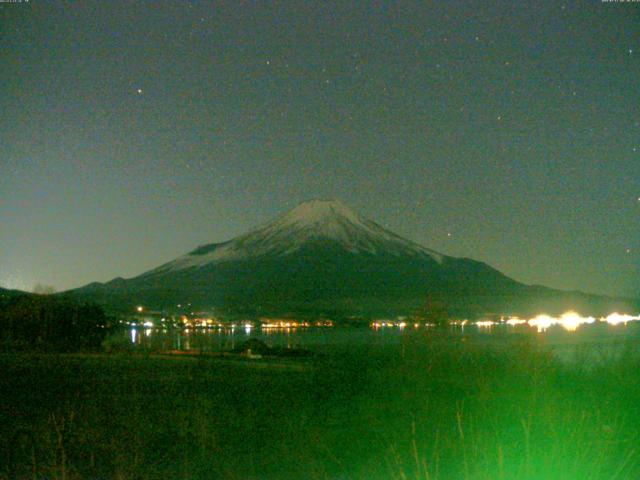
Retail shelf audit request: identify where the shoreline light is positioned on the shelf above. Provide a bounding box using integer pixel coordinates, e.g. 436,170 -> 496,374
505,317 -> 526,326
557,311 -> 595,332
368,310 -> 640,333
603,312 -> 640,325
528,314 -> 556,332
475,320 -> 495,328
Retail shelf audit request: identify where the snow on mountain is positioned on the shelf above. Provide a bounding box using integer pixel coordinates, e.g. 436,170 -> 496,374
72,199 -> 636,318
144,200 -> 443,276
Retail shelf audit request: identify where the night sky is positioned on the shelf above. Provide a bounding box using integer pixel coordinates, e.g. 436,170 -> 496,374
1,0 -> 638,298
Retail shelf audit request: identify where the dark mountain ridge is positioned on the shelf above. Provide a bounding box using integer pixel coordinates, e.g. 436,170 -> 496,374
67,200 -> 637,318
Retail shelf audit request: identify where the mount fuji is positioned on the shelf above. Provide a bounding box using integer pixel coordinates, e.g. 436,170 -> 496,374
69,200 -> 634,318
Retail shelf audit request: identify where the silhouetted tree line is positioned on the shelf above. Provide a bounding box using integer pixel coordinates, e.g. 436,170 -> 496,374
0,294 -> 108,351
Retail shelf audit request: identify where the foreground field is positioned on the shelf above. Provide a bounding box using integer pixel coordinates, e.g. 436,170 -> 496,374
1,332 -> 639,479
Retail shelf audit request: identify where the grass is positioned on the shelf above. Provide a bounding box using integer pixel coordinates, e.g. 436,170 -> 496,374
0,331 -> 639,479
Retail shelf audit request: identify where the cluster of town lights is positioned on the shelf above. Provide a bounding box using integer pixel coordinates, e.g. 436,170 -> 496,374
134,305 -> 638,333
172,317 -> 333,330
261,320 -> 333,329
372,312 -> 640,332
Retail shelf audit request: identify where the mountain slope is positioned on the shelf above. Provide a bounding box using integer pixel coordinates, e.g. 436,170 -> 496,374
142,200 -> 444,276
68,200 -> 636,318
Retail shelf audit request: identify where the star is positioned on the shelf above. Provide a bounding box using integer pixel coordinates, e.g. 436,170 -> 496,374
136,88 -> 143,94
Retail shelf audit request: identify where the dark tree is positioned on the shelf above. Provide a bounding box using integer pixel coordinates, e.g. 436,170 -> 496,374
0,295 -> 108,352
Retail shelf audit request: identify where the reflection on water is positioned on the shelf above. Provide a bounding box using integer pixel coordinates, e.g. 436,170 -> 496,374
123,318 -> 640,363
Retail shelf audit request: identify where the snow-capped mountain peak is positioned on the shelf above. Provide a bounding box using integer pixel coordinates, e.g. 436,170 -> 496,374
276,199 -> 363,228
143,200 -> 444,275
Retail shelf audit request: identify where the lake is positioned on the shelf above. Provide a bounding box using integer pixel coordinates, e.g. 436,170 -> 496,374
120,320 -> 640,363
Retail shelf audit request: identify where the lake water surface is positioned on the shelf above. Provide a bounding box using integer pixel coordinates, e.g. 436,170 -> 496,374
122,321 -> 640,363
